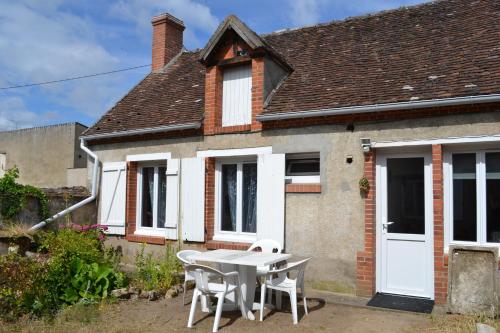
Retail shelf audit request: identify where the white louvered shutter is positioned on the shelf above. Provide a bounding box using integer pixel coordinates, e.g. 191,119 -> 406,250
181,157 -> 205,242
164,159 -> 180,240
257,154 -> 285,247
100,162 -> 126,235
222,65 -> 252,126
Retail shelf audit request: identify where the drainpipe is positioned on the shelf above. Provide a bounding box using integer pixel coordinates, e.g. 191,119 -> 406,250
29,138 -> 99,232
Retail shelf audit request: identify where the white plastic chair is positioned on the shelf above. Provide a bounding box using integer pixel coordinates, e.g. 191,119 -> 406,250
259,258 -> 311,325
177,250 -> 202,305
247,239 -> 283,277
186,264 -> 245,333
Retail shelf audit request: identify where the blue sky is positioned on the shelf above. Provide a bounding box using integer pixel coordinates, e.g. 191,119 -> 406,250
0,0 -> 429,131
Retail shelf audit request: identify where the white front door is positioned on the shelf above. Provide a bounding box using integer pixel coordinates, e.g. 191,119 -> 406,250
377,154 -> 434,299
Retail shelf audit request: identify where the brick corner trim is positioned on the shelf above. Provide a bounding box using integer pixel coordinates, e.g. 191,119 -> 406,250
356,151 -> 376,297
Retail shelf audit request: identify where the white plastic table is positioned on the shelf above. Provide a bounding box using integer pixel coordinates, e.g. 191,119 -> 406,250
188,249 -> 291,320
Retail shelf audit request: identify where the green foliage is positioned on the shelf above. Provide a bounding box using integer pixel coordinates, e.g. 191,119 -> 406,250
0,253 -> 49,321
134,244 -> 182,293
0,167 -> 49,221
61,258 -> 126,304
0,228 -> 127,321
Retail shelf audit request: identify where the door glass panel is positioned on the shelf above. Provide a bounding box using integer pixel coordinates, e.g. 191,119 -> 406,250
486,153 -> 500,243
221,164 -> 237,232
452,154 -> 477,241
387,158 -> 425,234
141,167 -> 154,228
242,163 -> 257,233
157,167 -> 166,229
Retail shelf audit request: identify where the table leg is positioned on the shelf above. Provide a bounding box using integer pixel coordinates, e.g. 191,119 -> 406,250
237,265 -> 256,320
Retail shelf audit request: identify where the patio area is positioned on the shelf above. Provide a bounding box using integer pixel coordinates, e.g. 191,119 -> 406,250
2,295 -> 432,333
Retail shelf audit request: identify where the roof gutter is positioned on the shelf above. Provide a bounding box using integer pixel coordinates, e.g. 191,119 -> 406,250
80,122 -> 201,141
29,138 -> 99,232
256,94 -> 500,121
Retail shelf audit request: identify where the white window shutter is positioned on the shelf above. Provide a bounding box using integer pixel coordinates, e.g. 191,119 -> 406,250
164,158 -> 180,240
181,157 -> 205,242
222,65 -> 252,126
257,154 -> 285,247
100,162 -> 127,235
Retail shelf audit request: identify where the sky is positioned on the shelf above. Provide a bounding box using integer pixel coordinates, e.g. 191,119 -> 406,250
0,0 -> 430,131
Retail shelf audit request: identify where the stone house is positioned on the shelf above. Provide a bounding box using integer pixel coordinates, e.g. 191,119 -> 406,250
81,0 -> 500,305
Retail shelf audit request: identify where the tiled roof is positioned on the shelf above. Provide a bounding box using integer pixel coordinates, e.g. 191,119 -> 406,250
262,0 -> 500,114
84,0 -> 500,137
84,52 -> 205,136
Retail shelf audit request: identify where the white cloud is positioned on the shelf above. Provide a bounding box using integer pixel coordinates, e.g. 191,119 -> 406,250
0,1 -> 151,124
0,97 -> 43,130
287,0 -> 323,27
109,0 -> 219,49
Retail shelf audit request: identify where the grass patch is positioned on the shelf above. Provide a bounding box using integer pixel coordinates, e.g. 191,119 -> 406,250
310,280 -> 355,295
427,314 -> 500,333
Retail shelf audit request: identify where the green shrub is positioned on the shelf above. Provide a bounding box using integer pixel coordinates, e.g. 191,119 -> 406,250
61,258 -> 126,304
134,244 -> 182,293
0,253 -> 49,321
0,167 -> 49,221
0,227 -> 127,321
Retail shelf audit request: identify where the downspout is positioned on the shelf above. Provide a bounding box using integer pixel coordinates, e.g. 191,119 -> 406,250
29,138 -> 99,232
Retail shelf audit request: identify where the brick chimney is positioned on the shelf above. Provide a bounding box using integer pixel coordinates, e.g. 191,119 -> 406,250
151,13 -> 185,72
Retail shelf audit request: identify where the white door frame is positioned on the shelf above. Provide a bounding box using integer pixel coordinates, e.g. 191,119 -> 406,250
375,152 -> 434,299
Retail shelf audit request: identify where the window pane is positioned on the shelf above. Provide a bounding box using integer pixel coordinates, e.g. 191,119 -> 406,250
286,158 -> 320,176
387,158 -> 425,234
242,163 -> 257,233
157,167 -> 166,229
221,164 -> 237,232
486,153 -> 500,243
141,167 -> 154,228
452,154 -> 476,242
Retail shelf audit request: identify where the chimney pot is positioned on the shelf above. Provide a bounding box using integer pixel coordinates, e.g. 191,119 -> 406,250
151,13 -> 185,72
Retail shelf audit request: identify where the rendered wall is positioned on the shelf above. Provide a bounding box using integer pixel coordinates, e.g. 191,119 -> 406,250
93,111 -> 500,292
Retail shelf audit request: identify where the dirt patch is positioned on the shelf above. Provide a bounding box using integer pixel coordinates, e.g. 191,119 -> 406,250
1,294 -> 432,333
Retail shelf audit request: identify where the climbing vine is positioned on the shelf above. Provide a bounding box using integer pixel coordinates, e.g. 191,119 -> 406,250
0,167 -> 49,221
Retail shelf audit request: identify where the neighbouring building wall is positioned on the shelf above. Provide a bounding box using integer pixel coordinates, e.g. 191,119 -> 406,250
90,111 -> 500,292
0,123 -> 88,188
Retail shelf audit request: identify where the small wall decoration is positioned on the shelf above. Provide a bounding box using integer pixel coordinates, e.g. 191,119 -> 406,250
359,176 -> 370,194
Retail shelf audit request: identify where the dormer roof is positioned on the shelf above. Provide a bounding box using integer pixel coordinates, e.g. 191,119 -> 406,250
199,14 -> 292,71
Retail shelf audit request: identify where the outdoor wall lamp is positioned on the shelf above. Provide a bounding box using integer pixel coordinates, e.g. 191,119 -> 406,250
361,138 -> 372,153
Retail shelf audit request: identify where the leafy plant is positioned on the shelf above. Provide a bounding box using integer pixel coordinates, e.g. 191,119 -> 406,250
61,258 -> 126,304
0,227 -> 126,321
0,167 -> 49,222
134,244 -> 182,293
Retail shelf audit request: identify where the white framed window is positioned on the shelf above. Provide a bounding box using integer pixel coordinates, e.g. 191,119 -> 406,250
136,163 -> 167,236
285,152 -> 320,184
222,64 -> 252,127
445,150 -> 500,247
214,157 -> 257,243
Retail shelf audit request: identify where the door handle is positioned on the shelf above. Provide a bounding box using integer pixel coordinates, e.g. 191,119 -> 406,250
382,221 -> 394,230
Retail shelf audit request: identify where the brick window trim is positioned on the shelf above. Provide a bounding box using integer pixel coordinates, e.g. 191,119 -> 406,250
285,183 -> 321,193
204,57 -> 264,135
126,234 -> 166,245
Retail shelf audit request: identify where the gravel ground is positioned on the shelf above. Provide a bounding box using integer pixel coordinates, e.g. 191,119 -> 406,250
1,292 -> 432,333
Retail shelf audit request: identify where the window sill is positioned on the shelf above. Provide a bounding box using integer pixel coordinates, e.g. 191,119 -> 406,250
285,183 -> 322,193
126,234 -> 166,245
212,234 -> 256,244
213,124 -> 251,134
206,240 -> 251,250
134,228 -> 166,238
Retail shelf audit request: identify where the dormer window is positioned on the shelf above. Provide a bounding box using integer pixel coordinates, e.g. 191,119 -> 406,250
222,64 -> 252,127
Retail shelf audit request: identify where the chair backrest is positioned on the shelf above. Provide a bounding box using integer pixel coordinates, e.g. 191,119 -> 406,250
177,250 -> 201,265
268,258 -> 311,285
247,239 -> 282,253
185,264 -> 228,293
